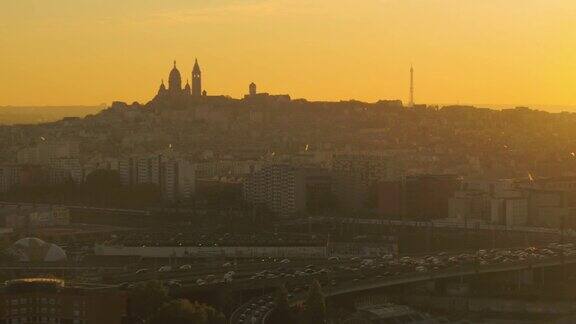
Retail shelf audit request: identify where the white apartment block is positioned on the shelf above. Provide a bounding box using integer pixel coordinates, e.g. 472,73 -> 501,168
118,155 -> 195,202
243,164 -> 306,217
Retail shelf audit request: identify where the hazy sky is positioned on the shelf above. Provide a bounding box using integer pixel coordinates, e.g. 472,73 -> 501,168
0,0 -> 575,107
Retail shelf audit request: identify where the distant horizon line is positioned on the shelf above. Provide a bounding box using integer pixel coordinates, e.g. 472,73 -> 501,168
2,101 -> 576,111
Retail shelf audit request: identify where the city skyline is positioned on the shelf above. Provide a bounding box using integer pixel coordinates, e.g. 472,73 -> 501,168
0,0 -> 575,108
2,2 -> 576,323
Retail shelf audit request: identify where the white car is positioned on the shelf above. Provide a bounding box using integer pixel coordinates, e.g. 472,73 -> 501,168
361,259 -> 374,266
158,266 -> 172,272
167,280 -> 182,287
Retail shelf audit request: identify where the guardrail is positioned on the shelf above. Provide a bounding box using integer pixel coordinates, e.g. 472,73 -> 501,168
287,216 -> 573,236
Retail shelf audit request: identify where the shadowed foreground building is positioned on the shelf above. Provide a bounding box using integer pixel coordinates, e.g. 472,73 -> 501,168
375,174 -> 462,220
0,278 -> 127,324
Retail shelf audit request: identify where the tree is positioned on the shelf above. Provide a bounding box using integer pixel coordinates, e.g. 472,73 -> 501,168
128,280 -> 169,322
85,169 -> 122,191
0,240 -> 17,262
122,183 -> 161,207
304,280 -> 327,324
268,285 -> 295,324
150,299 -> 225,324
275,284 -> 290,313
84,169 -> 122,205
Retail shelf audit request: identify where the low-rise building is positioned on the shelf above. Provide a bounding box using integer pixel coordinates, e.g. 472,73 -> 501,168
0,205 -> 70,229
448,190 -> 488,222
0,278 -> 127,324
490,190 -> 528,226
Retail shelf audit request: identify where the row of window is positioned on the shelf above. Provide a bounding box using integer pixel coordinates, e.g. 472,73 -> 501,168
7,307 -> 83,316
8,298 -> 57,306
5,317 -> 87,324
7,298 -> 86,307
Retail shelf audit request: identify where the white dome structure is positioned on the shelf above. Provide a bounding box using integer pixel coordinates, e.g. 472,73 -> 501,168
11,237 -> 67,262
14,237 -> 46,247
44,244 -> 67,262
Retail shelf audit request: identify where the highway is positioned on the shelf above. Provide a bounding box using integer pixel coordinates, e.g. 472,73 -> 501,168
229,244 -> 576,324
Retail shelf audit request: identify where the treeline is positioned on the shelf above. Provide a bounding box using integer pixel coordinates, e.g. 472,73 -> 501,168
0,169 -> 248,209
268,280 -> 328,324
127,280 -> 225,324
1,170 -> 161,208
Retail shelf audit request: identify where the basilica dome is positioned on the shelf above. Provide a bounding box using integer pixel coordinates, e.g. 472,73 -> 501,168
168,61 -> 182,91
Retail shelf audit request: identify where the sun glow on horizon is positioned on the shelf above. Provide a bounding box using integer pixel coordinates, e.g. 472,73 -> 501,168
0,0 -> 575,108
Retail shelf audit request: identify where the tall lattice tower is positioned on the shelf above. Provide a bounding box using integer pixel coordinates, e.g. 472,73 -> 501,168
409,65 -> 415,107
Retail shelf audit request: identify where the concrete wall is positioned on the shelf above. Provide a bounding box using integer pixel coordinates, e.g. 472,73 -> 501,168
95,244 -> 328,258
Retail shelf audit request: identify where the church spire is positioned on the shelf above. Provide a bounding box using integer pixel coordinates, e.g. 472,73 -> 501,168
184,79 -> 191,95
158,79 -> 167,96
192,58 -> 202,97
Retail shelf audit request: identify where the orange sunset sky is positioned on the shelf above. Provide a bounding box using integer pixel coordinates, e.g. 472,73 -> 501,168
0,0 -> 575,108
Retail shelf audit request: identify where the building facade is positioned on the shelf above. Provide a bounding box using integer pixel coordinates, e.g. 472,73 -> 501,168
118,154 -> 195,202
0,278 -> 127,324
243,164 -> 306,217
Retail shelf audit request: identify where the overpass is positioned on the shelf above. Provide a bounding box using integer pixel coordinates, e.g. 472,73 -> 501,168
319,255 -> 574,297
230,256 -> 576,324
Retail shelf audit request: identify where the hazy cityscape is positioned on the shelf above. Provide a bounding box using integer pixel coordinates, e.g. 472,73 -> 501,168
2,1 -> 576,324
